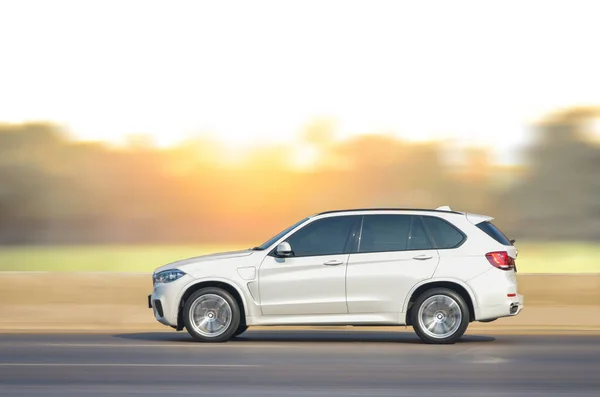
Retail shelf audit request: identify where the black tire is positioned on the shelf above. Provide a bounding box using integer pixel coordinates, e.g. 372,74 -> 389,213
411,288 -> 469,344
183,287 -> 240,342
233,325 -> 249,337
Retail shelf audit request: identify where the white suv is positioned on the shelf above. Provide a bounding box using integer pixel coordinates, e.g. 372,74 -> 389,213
149,207 -> 523,344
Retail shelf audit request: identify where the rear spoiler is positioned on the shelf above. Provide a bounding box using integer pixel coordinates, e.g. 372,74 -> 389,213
465,213 -> 494,225
435,206 -> 493,225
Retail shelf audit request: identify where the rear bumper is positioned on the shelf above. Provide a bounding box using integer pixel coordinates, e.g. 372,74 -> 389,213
475,293 -> 524,321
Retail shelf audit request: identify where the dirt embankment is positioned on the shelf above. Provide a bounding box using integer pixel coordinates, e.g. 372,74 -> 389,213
1,273 -> 598,332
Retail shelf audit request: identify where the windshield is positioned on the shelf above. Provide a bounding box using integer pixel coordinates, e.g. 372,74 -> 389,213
252,217 -> 310,250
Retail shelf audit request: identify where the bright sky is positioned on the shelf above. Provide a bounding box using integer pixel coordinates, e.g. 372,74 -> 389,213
1,0 -> 600,162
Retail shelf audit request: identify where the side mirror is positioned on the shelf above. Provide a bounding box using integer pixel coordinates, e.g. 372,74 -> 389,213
275,242 -> 293,257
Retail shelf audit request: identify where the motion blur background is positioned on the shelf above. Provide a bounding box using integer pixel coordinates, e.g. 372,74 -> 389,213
0,0 -> 599,330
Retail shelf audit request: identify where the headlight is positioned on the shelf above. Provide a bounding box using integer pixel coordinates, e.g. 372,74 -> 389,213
153,269 -> 186,285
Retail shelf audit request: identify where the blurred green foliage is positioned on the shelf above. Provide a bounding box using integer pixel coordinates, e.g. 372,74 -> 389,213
0,245 -> 242,272
0,243 -> 597,273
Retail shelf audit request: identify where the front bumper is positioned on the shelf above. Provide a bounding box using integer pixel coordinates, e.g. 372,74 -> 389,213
148,276 -> 189,327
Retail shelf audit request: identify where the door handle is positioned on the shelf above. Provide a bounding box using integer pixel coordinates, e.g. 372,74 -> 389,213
413,254 -> 433,260
323,260 -> 344,266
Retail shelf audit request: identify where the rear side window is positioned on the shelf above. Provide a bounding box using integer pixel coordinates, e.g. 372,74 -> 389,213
421,216 -> 465,249
408,216 -> 434,250
359,215 -> 410,253
477,221 -> 513,245
359,215 -> 434,253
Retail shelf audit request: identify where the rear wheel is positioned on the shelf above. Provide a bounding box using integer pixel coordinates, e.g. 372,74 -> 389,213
411,288 -> 469,344
183,287 -> 240,342
233,325 -> 249,337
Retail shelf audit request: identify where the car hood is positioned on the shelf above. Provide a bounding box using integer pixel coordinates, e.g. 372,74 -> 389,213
153,249 -> 255,273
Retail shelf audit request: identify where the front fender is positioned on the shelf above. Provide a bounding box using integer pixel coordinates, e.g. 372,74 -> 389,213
173,276 -> 251,318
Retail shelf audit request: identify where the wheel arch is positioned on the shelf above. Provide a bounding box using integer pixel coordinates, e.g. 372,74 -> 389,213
403,279 -> 477,325
176,278 -> 248,331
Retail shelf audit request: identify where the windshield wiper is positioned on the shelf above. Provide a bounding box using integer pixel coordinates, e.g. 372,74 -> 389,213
250,246 -> 264,251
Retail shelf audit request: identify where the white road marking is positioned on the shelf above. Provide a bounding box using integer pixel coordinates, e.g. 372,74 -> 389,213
450,346 -> 482,356
0,342 -> 294,348
469,357 -> 509,364
0,363 -> 258,367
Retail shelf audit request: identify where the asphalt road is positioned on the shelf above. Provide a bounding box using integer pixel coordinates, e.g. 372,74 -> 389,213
0,330 -> 599,396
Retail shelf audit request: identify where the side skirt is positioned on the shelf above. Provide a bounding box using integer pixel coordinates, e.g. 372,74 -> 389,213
246,312 -> 406,326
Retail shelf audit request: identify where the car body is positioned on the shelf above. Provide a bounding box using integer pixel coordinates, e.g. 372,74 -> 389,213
149,206 -> 523,344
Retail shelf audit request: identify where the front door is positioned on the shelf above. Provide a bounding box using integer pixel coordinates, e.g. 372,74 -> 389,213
258,215 -> 360,315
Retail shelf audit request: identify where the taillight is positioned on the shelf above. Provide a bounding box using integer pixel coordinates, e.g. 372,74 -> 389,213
485,251 -> 515,270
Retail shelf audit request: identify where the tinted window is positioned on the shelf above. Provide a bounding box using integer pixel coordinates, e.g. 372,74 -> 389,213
408,216 -> 434,250
286,216 -> 358,257
422,216 -> 465,249
477,221 -> 512,245
359,215 -> 411,253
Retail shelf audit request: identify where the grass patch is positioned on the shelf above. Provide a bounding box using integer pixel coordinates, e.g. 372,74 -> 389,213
0,244 -> 245,272
0,242 -> 598,273
513,242 -> 600,274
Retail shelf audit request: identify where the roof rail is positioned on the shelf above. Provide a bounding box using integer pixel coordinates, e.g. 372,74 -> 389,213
316,207 -> 462,215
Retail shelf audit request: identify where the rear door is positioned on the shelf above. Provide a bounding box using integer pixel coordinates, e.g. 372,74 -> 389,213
346,215 -> 439,314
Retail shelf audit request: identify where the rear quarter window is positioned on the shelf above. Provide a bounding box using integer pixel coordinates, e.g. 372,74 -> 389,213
476,221 -> 513,245
421,216 -> 465,249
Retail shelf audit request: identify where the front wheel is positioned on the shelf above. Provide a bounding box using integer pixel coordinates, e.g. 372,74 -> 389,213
411,288 -> 469,344
183,287 -> 241,342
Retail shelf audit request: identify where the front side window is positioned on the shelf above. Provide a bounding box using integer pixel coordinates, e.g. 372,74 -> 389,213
421,216 -> 465,249
285,216 -> 359,257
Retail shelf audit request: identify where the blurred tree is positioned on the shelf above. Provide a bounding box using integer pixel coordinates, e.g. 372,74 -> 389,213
2,113 -> 596,245
505,107 -> 600,241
